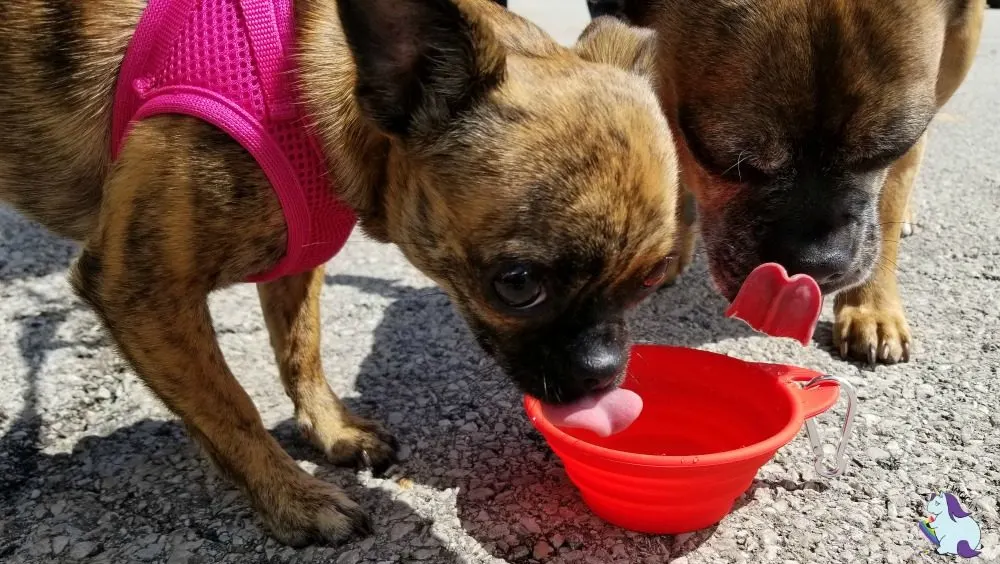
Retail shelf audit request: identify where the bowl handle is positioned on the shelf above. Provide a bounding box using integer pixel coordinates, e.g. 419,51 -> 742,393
751,363 -> 838,417
755,363 -> 858,478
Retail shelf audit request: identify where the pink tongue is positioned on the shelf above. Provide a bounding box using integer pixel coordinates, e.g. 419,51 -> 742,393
540,263 -> 818,437
725,263 -> 822,346
541,388 -> 643,438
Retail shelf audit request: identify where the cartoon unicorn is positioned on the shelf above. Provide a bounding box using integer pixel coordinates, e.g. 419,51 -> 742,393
920,492 -> 983,558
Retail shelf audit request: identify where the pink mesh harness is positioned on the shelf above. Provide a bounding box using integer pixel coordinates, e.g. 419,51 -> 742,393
112,0 -> 356,282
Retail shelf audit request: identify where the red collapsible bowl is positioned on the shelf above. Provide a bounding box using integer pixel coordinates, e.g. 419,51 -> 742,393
523,344 -> 839,535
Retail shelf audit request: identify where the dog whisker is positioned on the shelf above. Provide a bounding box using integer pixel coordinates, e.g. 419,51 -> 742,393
879,256 -> 900,271
722,150 -> 750,182
874,255 -> 900,278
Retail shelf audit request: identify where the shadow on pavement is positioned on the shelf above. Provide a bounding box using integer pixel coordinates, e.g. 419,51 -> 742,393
0,209 -> 78,282
1,416 -> 463,563
0,292 -> 106,513
0,212 -> 461,562
1,209 -> 100,520
0,207 -> 775,563
327,268 -> 759,562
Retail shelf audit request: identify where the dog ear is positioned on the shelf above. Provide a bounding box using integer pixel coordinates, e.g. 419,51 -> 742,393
574,16 -> 657,79
337,0 -> 506,139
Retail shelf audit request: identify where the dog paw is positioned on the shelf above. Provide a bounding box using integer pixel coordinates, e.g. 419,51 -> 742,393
259,473 -> 370,547
833,302 -> 911,365
300,411 -> 398,476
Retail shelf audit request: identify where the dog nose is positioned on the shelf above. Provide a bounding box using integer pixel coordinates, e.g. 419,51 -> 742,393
574,346 -> 624,392
568,326 -> 627,392
784,247 -> 852,284
769,220 -> 860,285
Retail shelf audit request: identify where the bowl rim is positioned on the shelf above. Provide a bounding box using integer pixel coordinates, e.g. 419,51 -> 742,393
523,344 -> 806,468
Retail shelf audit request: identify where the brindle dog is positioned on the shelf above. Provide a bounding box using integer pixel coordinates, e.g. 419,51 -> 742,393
0,0 -> 679,546
620,0 -> 985,364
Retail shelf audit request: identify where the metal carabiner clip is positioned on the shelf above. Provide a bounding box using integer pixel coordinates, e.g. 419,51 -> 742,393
802,374 -> 858,478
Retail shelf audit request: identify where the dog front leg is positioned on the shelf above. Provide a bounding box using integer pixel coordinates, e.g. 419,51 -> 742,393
834,134 -> 926,365
257,266 -> 397,474
70,117 -> 370,546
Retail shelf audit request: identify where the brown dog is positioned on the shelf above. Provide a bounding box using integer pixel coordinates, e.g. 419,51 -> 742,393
620,0 -> 985,364
0,0 -> 678,546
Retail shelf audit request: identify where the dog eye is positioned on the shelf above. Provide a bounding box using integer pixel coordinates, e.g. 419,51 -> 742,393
493,264 -> 547,309
678,110 -> 772,183
643,255 -> 676,289
849,147 -> 910,172
719,160 -> 769,184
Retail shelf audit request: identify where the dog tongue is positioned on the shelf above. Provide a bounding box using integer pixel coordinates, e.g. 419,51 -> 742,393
725,263 -> 822,346
541,388 -> 643,438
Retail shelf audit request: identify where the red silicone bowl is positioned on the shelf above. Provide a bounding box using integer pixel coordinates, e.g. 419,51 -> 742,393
523,344 -> 841,535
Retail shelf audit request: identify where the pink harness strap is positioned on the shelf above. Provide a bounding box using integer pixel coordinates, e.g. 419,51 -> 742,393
112,0 -> 356,282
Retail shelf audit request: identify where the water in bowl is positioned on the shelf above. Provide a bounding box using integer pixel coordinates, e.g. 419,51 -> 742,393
561,350 -> 795,457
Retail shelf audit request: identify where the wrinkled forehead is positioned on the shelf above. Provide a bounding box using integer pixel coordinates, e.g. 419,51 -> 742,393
416,52 -> 678,272
674,0 -> 941,155
434,97 -> 675,263
435,64 -> 675,197
497,63 -> 674,174
673,0 -> 942,67
458,145 -> 675,262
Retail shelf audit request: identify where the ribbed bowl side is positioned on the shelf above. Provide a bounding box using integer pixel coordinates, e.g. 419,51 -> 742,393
556,447 -> 776,534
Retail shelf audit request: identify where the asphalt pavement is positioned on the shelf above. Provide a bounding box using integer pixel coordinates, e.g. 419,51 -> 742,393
1,2 -> 998,563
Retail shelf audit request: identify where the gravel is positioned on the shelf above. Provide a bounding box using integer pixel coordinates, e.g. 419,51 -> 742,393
2,3 -> 999,564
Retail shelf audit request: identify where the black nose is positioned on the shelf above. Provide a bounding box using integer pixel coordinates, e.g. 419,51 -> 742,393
766,219 -> 861,285
575,347 -> 623,391
569,326 -> 627,392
